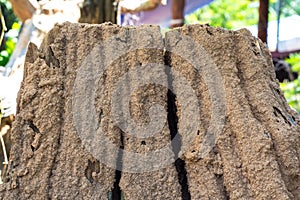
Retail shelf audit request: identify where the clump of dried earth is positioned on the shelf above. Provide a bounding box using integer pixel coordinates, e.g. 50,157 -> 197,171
0,22 -> 299,199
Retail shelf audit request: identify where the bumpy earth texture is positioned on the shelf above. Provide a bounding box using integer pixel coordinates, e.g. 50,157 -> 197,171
0,22 -> 299,200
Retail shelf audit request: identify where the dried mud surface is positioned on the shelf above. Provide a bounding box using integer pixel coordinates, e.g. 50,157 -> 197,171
0,23 -> 299,199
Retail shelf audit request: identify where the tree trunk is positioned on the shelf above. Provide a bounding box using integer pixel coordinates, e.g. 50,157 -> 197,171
0,23 -> 299,199
9,0 -> 38,22
258,0 -> 269,43
170,0 -> 185,28
79,0 -> 117,24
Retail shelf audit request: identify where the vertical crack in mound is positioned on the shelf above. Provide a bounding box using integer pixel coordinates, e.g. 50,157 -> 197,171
118,27 -> 181,199
273,106 -> 290,125
167,89 -> 191,200
165,55 -> 191,200
111,131 -> 124,200
174,159 -> 191,200
165,25 -> 226,199
215,173 -> 230,200
28,120 -> 40,134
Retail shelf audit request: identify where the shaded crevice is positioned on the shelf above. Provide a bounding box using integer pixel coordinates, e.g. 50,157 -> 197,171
30,145 -> 35,152
206,27 -> 213,35
97,109 -> 103,129
28,120 -> 40,134
269,83 -> 291,120
46,45 -> 60,68
111,169 -> 122,200
167,89 -> 191,200
111,131 -> 124,200
273,106 -> 291,125
223,186 -> 230,200
215,174 -> 230,200
165,56 -> 191,200
174,158 -> 191,200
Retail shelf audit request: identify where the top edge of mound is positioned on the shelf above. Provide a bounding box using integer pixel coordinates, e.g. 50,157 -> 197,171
167,23 -> 254,37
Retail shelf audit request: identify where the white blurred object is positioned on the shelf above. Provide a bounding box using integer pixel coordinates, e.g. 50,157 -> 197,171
119,0 -> 149,10
119,0 -> 166,11
0,76 -> 18,117
4,0 -> 83,76
246,15 -> 300,53
33,0 -> 82,33
28,0 -> 40,9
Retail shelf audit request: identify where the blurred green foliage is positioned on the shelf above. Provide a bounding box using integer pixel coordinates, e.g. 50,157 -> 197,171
0,22 -> 20,67
185,0 -> 297,30
0,0 -> 19,67
280,53 -> 300,113
269,0 -> 300,18
0,0 -> 18,30
186,0 -> 260,29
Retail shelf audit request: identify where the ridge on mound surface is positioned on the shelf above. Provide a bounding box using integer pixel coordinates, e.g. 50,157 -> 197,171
0,22 -> 299,200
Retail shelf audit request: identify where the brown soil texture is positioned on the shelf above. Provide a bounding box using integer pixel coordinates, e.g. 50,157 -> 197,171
0,23 -> 299,199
